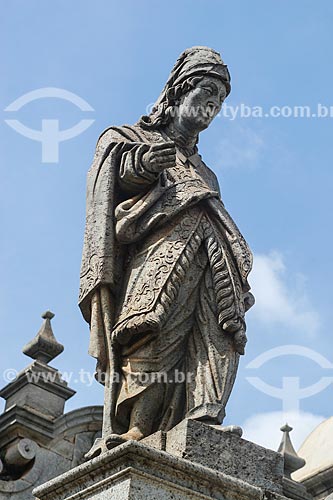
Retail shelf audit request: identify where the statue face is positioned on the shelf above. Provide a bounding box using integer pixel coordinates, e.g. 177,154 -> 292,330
176,76 -> 227,132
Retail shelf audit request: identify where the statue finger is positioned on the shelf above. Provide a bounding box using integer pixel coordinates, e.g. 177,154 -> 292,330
156,155 -> 176,164
156,148 -> 176,157
151,141 -> 175,151
150,151 -> 176,163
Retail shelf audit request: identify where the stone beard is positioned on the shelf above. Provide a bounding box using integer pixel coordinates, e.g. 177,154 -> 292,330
79,46 -> 254,457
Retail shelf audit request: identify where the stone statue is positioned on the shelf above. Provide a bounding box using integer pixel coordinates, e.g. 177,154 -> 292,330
79,46 -> 254,458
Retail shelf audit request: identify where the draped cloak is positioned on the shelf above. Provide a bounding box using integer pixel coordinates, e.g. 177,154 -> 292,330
79,123 -> 254,429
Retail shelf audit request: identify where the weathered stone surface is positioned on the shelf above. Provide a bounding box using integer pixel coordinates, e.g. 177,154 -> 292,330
282,477 -> 313,500
143,419 -> 284,494
54,406 -> 102,438
0,406 -> 103,499
33,440 -> 292,500
4,438 -> 38,467
31,414 -> 305,500
0,404 -> 55,450
0,446 -> 70,500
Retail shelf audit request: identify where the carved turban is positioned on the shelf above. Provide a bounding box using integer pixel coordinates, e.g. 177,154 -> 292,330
140,46 -> 231,128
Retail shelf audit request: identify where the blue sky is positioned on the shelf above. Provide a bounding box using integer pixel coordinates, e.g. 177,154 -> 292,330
1,0 -> 333,451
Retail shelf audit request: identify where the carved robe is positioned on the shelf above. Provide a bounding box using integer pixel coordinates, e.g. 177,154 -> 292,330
79,123 -> 253,432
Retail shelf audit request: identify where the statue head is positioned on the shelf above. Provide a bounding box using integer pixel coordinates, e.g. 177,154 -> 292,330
140,46 -> 231,133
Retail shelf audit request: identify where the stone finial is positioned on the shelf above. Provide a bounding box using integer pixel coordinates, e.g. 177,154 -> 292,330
22,311 -> 64,364
278,423 -> 306,478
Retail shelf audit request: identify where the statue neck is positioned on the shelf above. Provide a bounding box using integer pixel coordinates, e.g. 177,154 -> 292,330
163,122 -> 198,157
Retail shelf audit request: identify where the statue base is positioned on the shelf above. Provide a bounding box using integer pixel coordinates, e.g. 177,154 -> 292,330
33,420 -> 309,500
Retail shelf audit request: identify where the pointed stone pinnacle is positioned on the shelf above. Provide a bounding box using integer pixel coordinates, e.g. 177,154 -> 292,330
278,423 -> 297,456
42,310 -> 55,320
281,423 -> 293,434
278,423 -> 305,477
22,311 -> 64,364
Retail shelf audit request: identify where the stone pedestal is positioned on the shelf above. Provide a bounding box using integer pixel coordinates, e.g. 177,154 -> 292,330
143,418 -> 284,493
33,420 -> 301,500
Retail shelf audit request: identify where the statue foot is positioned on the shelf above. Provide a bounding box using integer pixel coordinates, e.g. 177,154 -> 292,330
104,429 -> 144,451
105,434 -> 127,449
118,426 -> 145,442
84,434 -> 127,460
84,438 -> 106,460
84,427 -> 146,460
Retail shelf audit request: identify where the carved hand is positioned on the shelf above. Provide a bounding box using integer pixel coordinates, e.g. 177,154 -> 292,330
142,141 -> 176,173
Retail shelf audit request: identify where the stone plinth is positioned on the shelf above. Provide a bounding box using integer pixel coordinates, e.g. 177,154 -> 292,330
33,440 -> 287,500
143,419 -> 284,494
33,420 -> 294,500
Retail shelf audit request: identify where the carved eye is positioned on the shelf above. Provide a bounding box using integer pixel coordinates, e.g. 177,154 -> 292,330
219,91 -> 227,103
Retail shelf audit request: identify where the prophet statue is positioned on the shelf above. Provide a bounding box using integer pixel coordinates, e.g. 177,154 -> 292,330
79,46 -> 254,457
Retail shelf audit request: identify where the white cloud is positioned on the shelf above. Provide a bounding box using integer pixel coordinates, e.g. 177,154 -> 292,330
250,251 -> 320,337
242,410 -> 326,451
